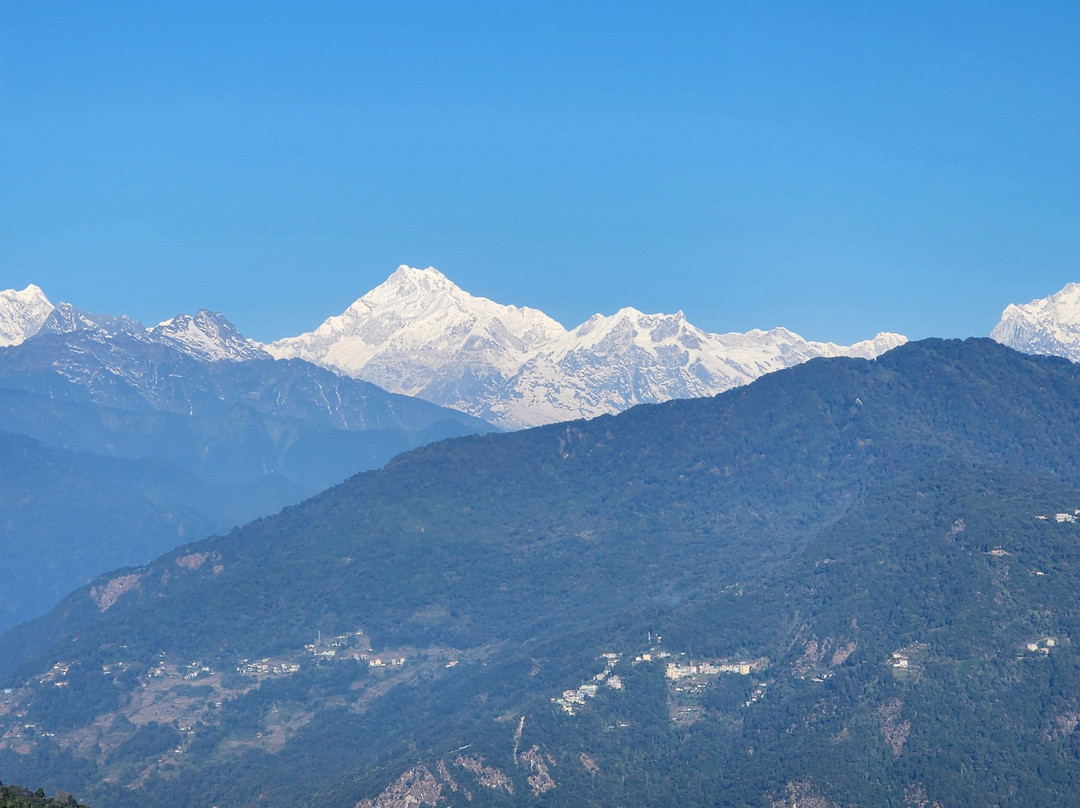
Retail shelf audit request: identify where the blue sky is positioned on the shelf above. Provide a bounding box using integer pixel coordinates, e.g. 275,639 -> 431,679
2,2 -> 1078,344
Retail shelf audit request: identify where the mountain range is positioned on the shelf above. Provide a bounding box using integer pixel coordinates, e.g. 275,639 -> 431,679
0,299 -> 491,488
4,338 -> 1080,806
3,269 -> 908,430
15,271 -> 1080,435
274,274 -> 1080,422
0,267 -> 906,638
268,265 -> 908,428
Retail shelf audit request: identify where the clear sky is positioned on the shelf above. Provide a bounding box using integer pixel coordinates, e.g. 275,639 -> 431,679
2,2 -> 1078,344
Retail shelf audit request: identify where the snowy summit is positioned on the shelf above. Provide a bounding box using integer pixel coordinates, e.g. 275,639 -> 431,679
152,310 -> 271,363
269,265 -> 907,428
991,283 -> 1080,362
0,284 -> 54,347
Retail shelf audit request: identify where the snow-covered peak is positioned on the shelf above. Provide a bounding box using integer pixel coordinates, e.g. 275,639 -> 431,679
150,310 -> 270,362
0,284 -> 55,347
267,265 -> 567,390
556,307 -> 700,358
370,264 -> 460,301
38,302 -> 146,340
991,283 -> 1080,361
342,265 -> 563,344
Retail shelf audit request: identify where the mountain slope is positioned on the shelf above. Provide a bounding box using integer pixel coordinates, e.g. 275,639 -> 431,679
992,282 -> 1080,360
0,431 -> 308,634
4,339 -> 1080,806
268,265 -> 906,428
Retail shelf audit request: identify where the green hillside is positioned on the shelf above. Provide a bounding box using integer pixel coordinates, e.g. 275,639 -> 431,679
2,338 -> 1080,806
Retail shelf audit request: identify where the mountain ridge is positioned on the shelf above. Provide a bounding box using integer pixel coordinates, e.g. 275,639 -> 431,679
268,265 -> 907,427
0,270 -> 908,428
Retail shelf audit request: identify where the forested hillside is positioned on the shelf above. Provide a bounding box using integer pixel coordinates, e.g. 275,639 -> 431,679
2,339 -> 1080,806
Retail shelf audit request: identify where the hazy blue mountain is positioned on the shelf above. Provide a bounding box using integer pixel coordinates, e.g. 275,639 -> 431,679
0,430 -> 309,633
3,339 -> 1080,806
0,303 -> 495,631
2,302 -> 492,479
0,303 -> 494,489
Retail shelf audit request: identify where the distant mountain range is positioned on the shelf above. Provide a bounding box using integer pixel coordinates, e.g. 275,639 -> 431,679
3,270 -> 908,430
268,266 -> 908,428
0,299 -> 491,488
15,275 -> 1080,431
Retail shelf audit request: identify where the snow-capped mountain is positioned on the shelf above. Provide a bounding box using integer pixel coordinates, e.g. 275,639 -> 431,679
267,265 -> 568,419
269,266 -> 908,428
0,283 -> 54,346
991,283 -> 1080,361
39,301 -> 146,339
5,285 -> 270,364
497,312 -> 906,428
34,299 -> 271,362
151,309 -> 271,362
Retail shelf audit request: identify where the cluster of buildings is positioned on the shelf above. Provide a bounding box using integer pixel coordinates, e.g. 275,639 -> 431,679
36,662 -> 69,688
237,658 -> 301,677
1035,509 -> 1080,523
368,656 -> 406,668
743,681 -> 768,707
1026,637 -> 1057,654
554,652 -> 622,715
141,658 -> 217,680
303,629 -> 377,660
553,642 -> 768,717
665,660 -> 753,679
234,629 -> 407,676
183,661 -> 215,680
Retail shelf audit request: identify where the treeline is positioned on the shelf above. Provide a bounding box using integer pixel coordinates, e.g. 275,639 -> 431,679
0,781 -> 85,808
